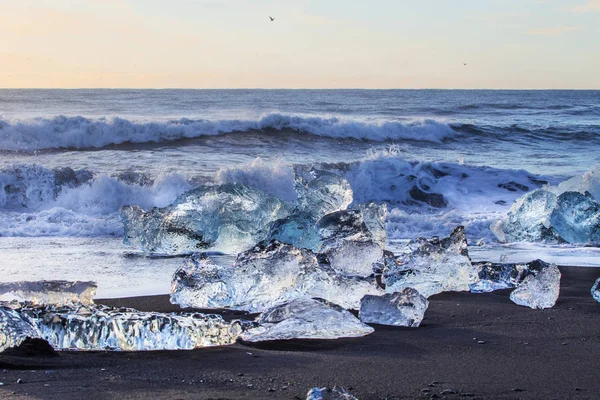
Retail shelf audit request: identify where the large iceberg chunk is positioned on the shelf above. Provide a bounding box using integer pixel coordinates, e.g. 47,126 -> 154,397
383,226 -> 477,297
592,278 -> 600,303
265,211 -> 321,251
20,304 -> 251,351
509,264 -> 561,309
491,189 -> 600,245
359,288 -> 428,327
0,281 -> 96,306
0,306 -> 41,353
121,183 -> 291,254
470,259 -> 549,293
171,241 -> 382,313
240,298 -> 374,342
294,166 -> 353,218
316,209 -> 384,277
306,387 -> 358,400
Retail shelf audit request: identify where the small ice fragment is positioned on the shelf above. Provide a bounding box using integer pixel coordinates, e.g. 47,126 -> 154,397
509,264 -> 561,309
359,288 -> 428,327
306,386 -> 357,400
591,278 -> 600,303
240,298 -> 374,342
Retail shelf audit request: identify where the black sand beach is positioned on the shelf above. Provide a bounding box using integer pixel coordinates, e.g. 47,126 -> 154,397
1,266 -> 599,400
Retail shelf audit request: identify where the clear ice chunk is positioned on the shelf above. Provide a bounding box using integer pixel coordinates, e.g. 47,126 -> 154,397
470,259 -> 548,293
592,278 -> 600,303
383,226 -> 477,297
293,166 -> 353,218
359,288 -> 429,327
316,209 -> 384,277
0,306 -> 41,353
0,281 -> 97,306
355,202 -> 388,248
121,183 -> 291,255
265,211 -> 321,251
19,304 -> 252,351
491,189 -> 600,245
240,298 -> 374,342
509,264 -> 561,309
171,241 -> 383,313
306,387 -> 358,400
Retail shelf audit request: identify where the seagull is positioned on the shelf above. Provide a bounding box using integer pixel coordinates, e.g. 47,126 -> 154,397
463,62 -> 467,66
269,16 -> 275,21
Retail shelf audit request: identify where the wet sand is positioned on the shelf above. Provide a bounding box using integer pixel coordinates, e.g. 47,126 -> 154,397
1,266 -> 599,399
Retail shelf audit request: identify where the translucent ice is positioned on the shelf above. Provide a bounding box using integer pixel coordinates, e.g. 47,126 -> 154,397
491,189 -> 600,244
316,209 -> 384,277
470,259 -> 548,293
240,298 -> 374,342
293,166 -> 353,218
509,264 -> 561,309
383,226 -> 477,297
0,306 -> 40,353
592,278 -> 600,303
171,241 -> 382,313
121,183 -> 291,255
306,387 -> 358,400
20,304 -> 251,351
0,281 -> 97,306
265,211 -> 321,251
359,288 -> 429,327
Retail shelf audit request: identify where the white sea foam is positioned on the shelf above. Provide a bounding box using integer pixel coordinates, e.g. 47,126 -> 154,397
0,114 -> 458,151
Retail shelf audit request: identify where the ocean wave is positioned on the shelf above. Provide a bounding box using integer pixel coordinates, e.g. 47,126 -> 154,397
0,114 -> 459,151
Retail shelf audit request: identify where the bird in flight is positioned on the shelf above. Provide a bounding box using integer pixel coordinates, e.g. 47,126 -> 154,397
463,62 -> 467,66
269,16 -> 275,21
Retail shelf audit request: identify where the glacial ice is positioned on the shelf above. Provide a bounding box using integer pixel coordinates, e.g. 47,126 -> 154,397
240,298 -> 374,342
121,183 -> 291,254
491,189 -> 600,244
470,259 -> 549,293
383,226 -> 478,297
306,387 -> 358,400
0,306 -> 41,353
316,209 -> 384,277
359,288 -> 429,327
265,211 -> 321,251
592,278 -> 600,303
293,166 -> 353,218
509,264 -> 561,309
0,281 -> 97,306
171,241 -> 383,313
19,304 -> 251,351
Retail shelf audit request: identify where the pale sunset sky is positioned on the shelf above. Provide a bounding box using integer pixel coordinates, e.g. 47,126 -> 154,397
0,0 -> 599,89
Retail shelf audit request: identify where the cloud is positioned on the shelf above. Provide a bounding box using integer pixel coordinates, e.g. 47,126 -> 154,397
526,25 -> 583,37
573,0 -> 600,12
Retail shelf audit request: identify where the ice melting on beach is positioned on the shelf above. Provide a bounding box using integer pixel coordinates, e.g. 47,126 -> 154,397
359,288 -> 429,327
509,264 -> 561,309
306,386 -> 358,400
0,306 -> 41,353
591,278 -> 600,303
240,298 -> 374,342
171,241 -> 382,313
0,281 -> 97,306
383,226 -> 477,297
293,166 -> 353,218
470,259 -> 549,293
121,183 -> 291,255
19,304 -> 251,351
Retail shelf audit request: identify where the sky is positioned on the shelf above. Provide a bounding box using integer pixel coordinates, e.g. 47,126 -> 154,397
0,0 -> 599,89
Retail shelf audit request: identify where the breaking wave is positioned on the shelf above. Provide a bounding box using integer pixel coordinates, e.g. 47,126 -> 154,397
0,114 -> 458,151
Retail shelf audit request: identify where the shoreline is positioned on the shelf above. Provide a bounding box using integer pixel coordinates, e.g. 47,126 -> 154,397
1,266 -> 598,399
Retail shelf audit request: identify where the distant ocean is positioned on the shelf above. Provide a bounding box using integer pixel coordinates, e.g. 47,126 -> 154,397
2,89 -> 600,297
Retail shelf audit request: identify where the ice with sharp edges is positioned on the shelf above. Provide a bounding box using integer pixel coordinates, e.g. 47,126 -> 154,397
265,211 -> 321,251
121,183 -> 291,255
171,241 -> 383,313
383,226 -> 477,297
491,188 -> 600,245
316,209 -> 384,277
509,264 -> 561,309
0,305 -> 41,353
359,288 -> 429,327
306,387 -> 358,400
0,281 -> 97,306
470,259 -> 549,293
18,303 -> 252,351
293,166 -> 353,218
592,278 -> 600,303
240,298 -> 374,342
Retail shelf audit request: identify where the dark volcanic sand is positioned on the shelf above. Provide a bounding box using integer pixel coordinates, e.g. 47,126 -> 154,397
1,266 -> 599,400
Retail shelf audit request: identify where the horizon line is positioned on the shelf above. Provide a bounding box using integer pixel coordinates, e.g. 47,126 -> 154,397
0,87 -> 599,91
